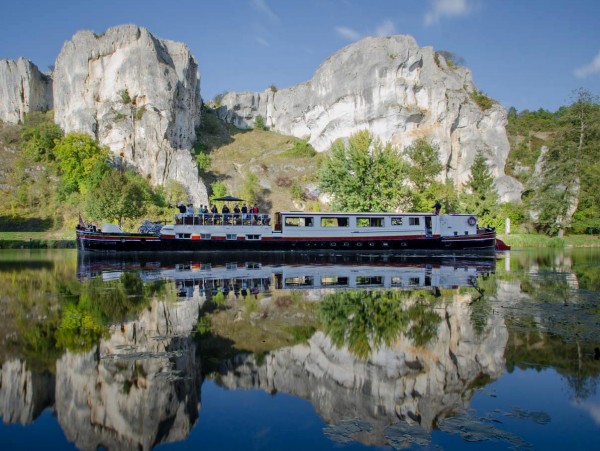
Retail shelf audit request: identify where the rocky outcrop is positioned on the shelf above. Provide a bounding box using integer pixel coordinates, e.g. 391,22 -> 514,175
217,35 -> 522,202
0,359 -> 54,424
217,293 -> 508,445
53,25 -> 207,204
0,58 -> 52,124
54,296 -> 202,450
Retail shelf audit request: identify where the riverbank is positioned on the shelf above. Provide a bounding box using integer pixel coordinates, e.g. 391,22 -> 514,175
501,234 -> 600,249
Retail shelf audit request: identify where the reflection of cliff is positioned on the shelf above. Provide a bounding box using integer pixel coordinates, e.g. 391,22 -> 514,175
216,294 -> 508,445
0,360 -> 54,424
54,297 -> 202,450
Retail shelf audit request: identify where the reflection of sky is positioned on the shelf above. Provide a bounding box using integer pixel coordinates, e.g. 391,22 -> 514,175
573,399 -> 600,425
472,368 -> 599,450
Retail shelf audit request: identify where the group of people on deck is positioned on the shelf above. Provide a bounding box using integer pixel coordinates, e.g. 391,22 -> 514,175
176,201 -> 263,224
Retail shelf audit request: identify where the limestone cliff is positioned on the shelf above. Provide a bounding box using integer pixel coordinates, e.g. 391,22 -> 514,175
217,35 -> 522,202
53,25 -> 207,204
0,58 -> 52,124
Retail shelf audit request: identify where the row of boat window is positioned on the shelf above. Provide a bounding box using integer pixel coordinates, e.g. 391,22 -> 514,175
284,216 -> 421,227
176,233 -> 261,240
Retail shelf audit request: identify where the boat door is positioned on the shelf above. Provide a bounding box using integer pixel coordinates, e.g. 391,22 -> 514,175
425,216 -> 432,237
274,212 -> 282,232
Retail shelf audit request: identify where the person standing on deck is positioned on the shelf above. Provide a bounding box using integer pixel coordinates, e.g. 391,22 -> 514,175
433,200 -> 441,215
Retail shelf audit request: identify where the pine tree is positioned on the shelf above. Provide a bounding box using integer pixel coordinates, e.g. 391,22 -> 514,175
463,151 -> 499,226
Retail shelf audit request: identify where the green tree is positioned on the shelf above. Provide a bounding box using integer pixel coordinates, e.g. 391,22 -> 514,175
462,151 -> 499,226
528,89 -> 600,236
404,139 -> 446,211
164,179 -> 188,206
85,170 -> 149,227
318,130 -> 408,211
20,111 -> 63,163
53,132 -> 111,196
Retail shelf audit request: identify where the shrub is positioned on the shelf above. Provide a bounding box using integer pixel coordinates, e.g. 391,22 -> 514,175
284,139 -> 316,158
290,181 -> 305,201
135,106 -> 146,121
119,89 -> 132,104
254,115 -> 266,131
469,89 -> 494,110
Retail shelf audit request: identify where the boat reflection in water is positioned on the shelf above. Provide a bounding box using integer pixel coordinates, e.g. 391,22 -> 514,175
78,252 -> 495,299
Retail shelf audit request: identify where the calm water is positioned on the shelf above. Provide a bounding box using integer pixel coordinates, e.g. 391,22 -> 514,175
0,248 -> 599,450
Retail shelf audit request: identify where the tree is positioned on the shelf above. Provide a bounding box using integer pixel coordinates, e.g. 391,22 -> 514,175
404,139 -> 446,211
528,89 -> 600,236
164,179 -> 188,206
53,132 -> 111,196
20,111 -> 63,163
318,130 -> 408,211
85,170 -> 149,227
462,151 -> 499,226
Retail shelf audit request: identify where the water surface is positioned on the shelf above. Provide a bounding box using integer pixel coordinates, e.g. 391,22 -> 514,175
0,249 -> 598,450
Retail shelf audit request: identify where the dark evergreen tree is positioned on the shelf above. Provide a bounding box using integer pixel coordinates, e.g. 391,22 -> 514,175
462,150 -> 499,226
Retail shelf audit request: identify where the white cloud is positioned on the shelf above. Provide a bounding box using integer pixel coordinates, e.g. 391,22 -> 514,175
375,19 -> 396,37
425,0 -> 473,26
256,37 -> 270,47
574,51 -> 600,78
250,0 -> 279,23
335,26 -> 362,42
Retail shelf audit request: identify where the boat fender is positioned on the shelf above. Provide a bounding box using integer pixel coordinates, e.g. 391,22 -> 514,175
467,216 -> 476,226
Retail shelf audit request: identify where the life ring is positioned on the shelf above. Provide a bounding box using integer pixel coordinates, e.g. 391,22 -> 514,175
467,216 -> 477,226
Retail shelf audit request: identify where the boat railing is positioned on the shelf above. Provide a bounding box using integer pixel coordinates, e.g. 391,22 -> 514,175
174,213 -> 271,226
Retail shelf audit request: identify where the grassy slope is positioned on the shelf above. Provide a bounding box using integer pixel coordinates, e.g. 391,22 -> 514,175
200,117 -> 323,213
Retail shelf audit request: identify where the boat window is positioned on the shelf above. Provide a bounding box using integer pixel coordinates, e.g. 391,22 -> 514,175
284,276 -> 314,287
357,217 -> 384,227
284,216 -> 314,227
356,276 -> 384,286
226,234 -> 237,240
246,234 -> 261,240
320,217 -> 349,227
391,217 -> 403,226
409,217 -> 420,226
408,277 -> 421,286
321,276 -> 349,286
200,233 -> 211,240
177,233 -> 192,239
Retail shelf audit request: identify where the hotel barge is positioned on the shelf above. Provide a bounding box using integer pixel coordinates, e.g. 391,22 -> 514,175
76,211 -> 497,252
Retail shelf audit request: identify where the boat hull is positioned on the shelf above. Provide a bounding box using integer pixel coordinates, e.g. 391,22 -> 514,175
77,230 -> 496,253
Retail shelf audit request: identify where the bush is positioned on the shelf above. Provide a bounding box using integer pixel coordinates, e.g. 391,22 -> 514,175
254,115 -> 267,131
283,139 -> 316,158
469,89 -> 494,110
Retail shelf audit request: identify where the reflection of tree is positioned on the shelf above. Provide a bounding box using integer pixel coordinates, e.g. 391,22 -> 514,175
500,250 -> 600,401
318,290 -> 441,359
56,272 -> 153,352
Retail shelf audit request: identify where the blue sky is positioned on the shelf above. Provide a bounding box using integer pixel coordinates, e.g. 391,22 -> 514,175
1,0 -> 599,112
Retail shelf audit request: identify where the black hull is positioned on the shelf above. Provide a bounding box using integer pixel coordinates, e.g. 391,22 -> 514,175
77,233 -> 496,254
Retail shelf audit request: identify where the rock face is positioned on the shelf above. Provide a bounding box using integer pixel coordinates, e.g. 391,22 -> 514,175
54,296 -> 202,450
0,58 -> 52,124
53,25 -> 207,204
217,35 -> 522,202
0,359 -> 54,424
217,294 -> 508,445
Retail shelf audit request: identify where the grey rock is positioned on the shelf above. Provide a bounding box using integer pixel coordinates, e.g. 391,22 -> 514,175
217,35 -> 520,202
53,25 -> 207,204
0,58 -> 52,124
